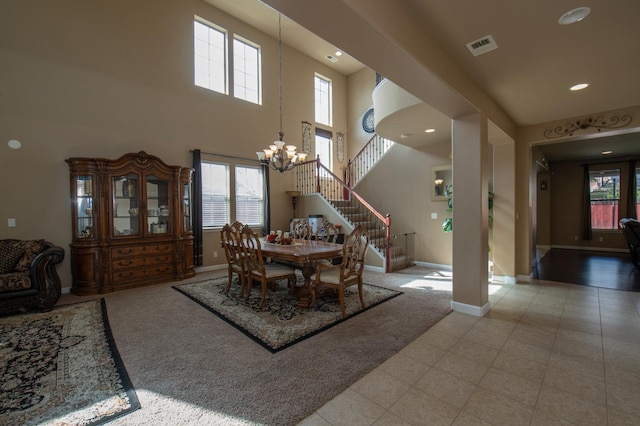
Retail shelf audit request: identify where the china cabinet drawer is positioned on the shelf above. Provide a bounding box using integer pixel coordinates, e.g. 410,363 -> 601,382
111,265 -> 173,283
111,254 -> 173,270
111,244 -> 173,258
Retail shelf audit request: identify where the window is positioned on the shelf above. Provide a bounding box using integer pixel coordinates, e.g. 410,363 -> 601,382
194,19 -> 227,94
314,74 -> 332,126
201,162 -> 230,228
589,169 -> 620,229
315,128 -> 333,170
233,37 -> 261,104
235,166 -> 264,226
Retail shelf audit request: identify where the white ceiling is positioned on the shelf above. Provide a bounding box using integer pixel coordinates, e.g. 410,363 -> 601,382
204,0 -> 640,162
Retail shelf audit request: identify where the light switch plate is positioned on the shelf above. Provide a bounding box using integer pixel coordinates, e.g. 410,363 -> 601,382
431,212 -> 438,219
8,218 -> 16,227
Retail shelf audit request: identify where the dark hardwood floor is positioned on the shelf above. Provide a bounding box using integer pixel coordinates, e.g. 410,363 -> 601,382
533,248 -> 640,292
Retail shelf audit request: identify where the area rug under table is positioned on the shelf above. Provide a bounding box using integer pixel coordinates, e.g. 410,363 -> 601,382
173,276 -> 402,353
0,299 -> 140,426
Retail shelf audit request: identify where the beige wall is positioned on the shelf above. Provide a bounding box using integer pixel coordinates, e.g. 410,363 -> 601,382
0,0 -> 350,290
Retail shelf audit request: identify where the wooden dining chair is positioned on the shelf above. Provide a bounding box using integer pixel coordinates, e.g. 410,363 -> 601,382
292,219 -> 312,240
311,225 -> 370,318
239,226 -> 297,308
220,223 -> 247,296
314,220 -> 339,242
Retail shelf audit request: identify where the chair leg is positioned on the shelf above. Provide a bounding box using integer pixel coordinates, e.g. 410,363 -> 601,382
358,280 -> 366,309
238,271 -> 246,297
245,276 -> 254,302
339,287 -> 347,318
225,269 -> 233,293
260,279 -> 268,308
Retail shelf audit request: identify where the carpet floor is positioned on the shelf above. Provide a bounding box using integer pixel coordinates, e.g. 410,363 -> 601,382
0,299 -> 139,426
55,268 -> 452,425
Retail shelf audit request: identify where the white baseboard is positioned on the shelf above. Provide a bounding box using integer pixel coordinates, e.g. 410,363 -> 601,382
413,260 -> 452,271
451,300 -> 491,317
492,275 -> 517,284
517,274 -> 532,283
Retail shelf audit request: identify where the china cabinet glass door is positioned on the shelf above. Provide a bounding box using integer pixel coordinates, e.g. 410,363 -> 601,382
113,173 -> 140,236
75,175 -> 94,238
147,174 -> 170,235
183,181 -> 191,232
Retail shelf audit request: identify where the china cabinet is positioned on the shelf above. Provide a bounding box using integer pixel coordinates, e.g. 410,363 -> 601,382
66,151 -> 194,295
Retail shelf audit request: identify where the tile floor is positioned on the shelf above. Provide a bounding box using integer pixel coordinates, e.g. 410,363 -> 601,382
298,278 -> 640,425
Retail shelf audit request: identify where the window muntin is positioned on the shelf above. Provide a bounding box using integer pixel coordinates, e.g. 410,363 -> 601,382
194,19 -> 227,94
233,37 -> 261,104
235,166 -> 264,226
314,74 -> 332,126
315,130 -> 333,171
589,169 -> 620,230
201,162 -> 230,228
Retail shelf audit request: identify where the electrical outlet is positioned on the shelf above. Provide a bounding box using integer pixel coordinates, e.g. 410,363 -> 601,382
8,218 -> 16,228
213,251 -> 218,258
431,212 -> 437,219
598,237 -> 604,242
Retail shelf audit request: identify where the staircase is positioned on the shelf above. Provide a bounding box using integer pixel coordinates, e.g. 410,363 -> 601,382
294,135 -> 413,272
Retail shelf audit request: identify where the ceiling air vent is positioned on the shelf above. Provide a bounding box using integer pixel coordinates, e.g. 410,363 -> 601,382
466,35 -> 498,57
325,54 -> 339,63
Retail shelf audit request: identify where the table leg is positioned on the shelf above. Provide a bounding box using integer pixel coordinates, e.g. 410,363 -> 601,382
297,261 -> 316,308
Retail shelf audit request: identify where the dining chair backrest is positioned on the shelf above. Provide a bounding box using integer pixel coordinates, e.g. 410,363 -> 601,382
239,225 -> 265,274
221,223 -> 243,267
315,220 -> 339,243
340,225 -> 370,280
292,219 -> 312,240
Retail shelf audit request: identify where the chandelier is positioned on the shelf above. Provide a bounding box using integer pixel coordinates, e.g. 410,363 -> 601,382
256,14 -> 307,172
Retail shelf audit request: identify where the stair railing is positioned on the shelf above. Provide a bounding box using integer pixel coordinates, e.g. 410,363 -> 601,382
294,157 -> 392,272
347,134 -> 394,188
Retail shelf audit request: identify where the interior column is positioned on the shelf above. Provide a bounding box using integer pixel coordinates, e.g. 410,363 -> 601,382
452,113 -> 490,316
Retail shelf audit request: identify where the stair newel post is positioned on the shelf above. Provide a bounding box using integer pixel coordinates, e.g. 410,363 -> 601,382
385,214 -> 392,272
315,155 -> 321,193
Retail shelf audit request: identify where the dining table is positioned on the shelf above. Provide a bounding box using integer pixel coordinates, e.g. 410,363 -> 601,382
259,238 -> 343,308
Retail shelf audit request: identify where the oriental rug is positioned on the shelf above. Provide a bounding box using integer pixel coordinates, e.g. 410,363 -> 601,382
0,299 -> 140,426
173,276 -> 402,353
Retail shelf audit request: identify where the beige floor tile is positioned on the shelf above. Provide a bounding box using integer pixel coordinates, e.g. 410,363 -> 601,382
462,327 -> 510,350
298,413 -> 332,426
472,316 -> 518,336
555,326 -> 603,347
479,367 -> 541,407
607,408 -> 640,426
483,304 -> 525,321
414,367 -> 476,408
397,337 -> 448,367
377,353 -> 430,386
430,318 -> 474,337
389,387 -> 459,426
316,388 -> 385,426
606,370 -> 640,417
542,364 -> 606,406
462,387 -> 533,425
548,351 -> 605,380
529,410 -> 573,425
371,411 -> 412,426
501,336 -> 552,365
553,336 -> 604,363
434,351 -> 490,385
491,351 -> 547,385
450,337 -> 499,366
510,325 -> 556,348
451,411 -> 493,426
535,385 -> 608,425
415,328 -> 462,351
350,369 -> 411,409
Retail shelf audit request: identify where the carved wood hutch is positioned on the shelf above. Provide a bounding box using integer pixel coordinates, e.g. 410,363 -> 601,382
66,151 -> 195,295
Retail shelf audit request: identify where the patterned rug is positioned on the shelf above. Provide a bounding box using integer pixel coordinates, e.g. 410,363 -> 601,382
173,276 -> 402,353
0,299 -> 140,425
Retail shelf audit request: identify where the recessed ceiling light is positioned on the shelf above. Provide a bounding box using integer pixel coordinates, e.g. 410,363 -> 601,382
400,133 -> 413,139
558,7 -> 591,25
425,128 -> 436,133
335,51 -> 343,57
601,150 -> 613,155
570,83 -> 589,91
7,139 -> 21,149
